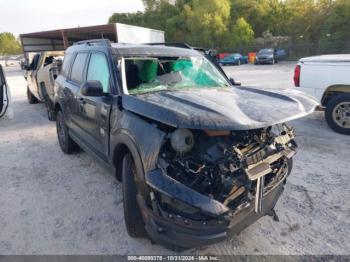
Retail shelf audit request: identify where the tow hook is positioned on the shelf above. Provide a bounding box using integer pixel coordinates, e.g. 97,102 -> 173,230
267,209 -> 279,222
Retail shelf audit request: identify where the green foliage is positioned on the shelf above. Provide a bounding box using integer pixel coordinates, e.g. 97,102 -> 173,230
184,0 -> 231,47
0,32 -> 21,55
230,18 -> 255,47
108,0 -> 350,50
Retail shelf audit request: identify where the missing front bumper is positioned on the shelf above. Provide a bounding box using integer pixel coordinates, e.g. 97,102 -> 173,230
138,179 -> 284,250
142,168 -> 286,250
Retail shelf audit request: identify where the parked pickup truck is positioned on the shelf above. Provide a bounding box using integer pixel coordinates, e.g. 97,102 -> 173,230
54,39 -> 317,251
24,51 -> 64,120
294,54 -> 350,134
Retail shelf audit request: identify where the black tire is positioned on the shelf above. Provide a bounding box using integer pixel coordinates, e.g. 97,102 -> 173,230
46,100 -> 56,121
27,87 -> 38,104
287,158 -> 293,176
40,82 -> 56,121
56,110 -> 79,154
325,94 -> 350,135
122,153 -> 147,238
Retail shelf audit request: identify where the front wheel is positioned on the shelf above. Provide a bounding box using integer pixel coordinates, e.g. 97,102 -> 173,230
122,153 -> 147,237
325,94 -> 350,135
56,111 -> 79,154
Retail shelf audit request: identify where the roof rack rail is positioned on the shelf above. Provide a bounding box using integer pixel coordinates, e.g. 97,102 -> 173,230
73,39 -> 112,47
145,42 -> 193,49
145,42 -> 208,54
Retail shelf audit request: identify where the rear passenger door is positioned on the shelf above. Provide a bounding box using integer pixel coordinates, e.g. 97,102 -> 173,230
76,52 -> 112,160
64,52 -> 89,132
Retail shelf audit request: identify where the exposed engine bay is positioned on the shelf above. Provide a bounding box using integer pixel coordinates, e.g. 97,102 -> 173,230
158,124 -> 297,214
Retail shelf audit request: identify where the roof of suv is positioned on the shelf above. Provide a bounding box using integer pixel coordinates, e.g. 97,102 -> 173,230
111,43 -> 202,57
67,40 -> 202,58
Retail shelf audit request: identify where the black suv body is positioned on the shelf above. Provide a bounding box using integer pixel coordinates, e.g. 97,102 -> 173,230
54,40 -> 317,250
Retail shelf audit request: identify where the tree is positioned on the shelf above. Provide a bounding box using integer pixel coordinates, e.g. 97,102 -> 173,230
184,0 -> 231,47
0,32 -> 22,56
230,0 -> 269,38
107,0 -> 350,53
319,0 -> 350,52
230,18 -> 254,48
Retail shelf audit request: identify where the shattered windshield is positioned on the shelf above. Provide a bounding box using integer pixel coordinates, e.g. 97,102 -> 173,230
122,56 -> 230,95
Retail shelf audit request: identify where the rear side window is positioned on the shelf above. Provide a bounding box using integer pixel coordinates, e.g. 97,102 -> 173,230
61,53 -> 73,77
70,53 -> 88,84
87,53 -> 110,93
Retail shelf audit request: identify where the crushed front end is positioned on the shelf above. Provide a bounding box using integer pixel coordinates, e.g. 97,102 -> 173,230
138,124 -> 297,250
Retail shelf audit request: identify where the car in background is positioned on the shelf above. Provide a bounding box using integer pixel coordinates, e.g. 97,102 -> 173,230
294,54 -> 350,134
255,48 -> 286,65
24,51 -> 64,120
219,53 -> 248,66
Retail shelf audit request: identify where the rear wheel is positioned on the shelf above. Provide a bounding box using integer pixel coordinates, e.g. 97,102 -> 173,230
27,87 -> 38,104
56,110 -> 79,154
122,153 -> 147,237
325,94 -> 350,135
45,99 -> 56,121
40,82 -> 56,121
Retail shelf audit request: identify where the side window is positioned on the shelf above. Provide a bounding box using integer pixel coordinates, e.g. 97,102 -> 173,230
30,54 -> 40,70
87,53 -> 110,93
61,53 -> 73,77
70,53 -> 88,84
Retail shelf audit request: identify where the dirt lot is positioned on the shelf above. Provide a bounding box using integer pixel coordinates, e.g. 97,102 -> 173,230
0,63 -> 349,255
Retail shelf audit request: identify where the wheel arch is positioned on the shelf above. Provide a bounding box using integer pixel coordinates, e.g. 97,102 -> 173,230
111,131 -> 152,198
321,85 -> 350,106
112,132 -> 144,182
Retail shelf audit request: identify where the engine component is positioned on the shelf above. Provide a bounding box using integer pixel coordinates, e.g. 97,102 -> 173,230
159,124 -> 297,213
170,129 -> 194,154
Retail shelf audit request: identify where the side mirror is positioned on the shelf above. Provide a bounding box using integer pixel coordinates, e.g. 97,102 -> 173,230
80,81 -> 104,97
229,78 -> 241,86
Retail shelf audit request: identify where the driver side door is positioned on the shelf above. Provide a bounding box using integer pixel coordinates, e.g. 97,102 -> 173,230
76,52 -> 112,161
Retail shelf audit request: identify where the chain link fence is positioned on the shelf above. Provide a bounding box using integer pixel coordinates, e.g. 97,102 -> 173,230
222,41 -> 350,61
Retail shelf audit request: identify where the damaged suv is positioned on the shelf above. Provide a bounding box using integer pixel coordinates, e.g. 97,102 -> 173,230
54,39 -> 317,250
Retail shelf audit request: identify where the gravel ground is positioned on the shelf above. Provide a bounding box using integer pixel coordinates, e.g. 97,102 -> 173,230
0,63 -> 349,255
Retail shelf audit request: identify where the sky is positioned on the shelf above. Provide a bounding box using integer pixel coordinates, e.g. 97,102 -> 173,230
0,0 -> 145,36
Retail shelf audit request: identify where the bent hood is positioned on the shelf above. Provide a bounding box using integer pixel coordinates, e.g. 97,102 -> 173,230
122,87 -> 318,130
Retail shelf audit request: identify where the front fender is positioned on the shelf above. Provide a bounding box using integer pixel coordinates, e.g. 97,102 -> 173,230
110,110 -> 166,181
